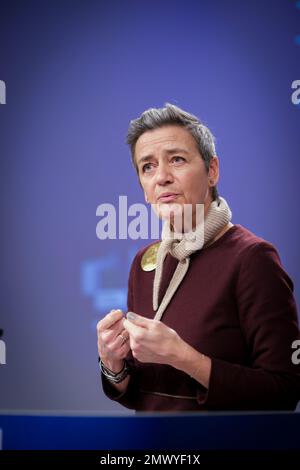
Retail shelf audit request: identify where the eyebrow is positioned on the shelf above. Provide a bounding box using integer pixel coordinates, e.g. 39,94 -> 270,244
137,147 -> 189,166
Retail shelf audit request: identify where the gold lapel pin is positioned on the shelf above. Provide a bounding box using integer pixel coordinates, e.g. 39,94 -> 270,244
141,242 -> 161,271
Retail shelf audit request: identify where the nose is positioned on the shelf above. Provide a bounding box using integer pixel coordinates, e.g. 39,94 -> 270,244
155,162 -> 174,185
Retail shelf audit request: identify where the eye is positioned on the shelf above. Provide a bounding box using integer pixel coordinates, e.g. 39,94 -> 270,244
172,156 -> 186,164
142,162 -> 154,173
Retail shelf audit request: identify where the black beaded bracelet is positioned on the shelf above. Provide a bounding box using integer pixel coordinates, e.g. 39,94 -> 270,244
99,358 -> 129,384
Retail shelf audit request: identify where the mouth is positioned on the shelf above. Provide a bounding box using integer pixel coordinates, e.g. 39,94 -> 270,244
157,193 -> 180,203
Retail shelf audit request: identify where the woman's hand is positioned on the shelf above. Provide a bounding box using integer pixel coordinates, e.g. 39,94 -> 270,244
123,311 -> 212,389
123,312 -> 186,367
97,309 -> 131,372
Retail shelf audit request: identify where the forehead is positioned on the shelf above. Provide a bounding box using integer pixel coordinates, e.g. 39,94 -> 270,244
135,125 -> 199,157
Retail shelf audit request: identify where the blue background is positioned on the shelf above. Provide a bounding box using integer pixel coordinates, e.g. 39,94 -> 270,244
0,0 -> 299,413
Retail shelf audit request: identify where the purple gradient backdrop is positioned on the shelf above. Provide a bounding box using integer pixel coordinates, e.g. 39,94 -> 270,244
0,0 -> 299,412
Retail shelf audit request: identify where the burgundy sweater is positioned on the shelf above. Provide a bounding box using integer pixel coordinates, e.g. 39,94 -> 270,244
102,224 -> 300,411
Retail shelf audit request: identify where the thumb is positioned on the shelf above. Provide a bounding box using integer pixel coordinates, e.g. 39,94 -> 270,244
126,311 -> 149,328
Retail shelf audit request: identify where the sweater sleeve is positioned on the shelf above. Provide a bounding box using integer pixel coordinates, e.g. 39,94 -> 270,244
101,252 -> 141,409
197,241 -> 300,410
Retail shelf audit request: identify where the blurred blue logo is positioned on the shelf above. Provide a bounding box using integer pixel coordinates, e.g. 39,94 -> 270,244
81,247 -> 137,319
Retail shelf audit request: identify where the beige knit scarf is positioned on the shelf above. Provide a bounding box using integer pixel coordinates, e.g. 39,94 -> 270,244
153,196 -> 232,321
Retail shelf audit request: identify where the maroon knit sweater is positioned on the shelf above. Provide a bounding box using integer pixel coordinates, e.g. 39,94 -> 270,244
102,224 -> 300,411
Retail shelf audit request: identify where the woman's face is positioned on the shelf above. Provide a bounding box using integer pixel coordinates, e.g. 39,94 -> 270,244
134,125 -> 219,231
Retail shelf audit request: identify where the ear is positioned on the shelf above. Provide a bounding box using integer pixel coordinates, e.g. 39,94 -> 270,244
208,156 -> 220,186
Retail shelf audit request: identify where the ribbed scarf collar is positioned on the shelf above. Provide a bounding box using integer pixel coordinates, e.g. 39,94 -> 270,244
153,196 -> 232,321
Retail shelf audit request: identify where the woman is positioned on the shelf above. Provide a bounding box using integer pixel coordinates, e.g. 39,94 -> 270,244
97,104 -> 300,411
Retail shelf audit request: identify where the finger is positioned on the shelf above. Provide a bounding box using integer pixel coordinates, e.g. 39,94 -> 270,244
98,309 -> 123,330
101,320 -> 125,344
123,318 -> 145,337
119,341 -> 131,358
98,319 -> 121,341
110,319 -> 126,336
115,330 -> 130,348
106,329 -> 130,352
126,311 -> 151,328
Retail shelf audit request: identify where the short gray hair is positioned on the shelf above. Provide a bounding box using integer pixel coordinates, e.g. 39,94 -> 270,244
126,103 -> 219,201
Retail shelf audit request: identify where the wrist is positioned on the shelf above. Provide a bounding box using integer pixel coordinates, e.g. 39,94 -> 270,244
174,344 -> 211,389
99,358 -> 129,384
101,358 -> 124,374
171,338 -> 193,371
171,339 -> 205,375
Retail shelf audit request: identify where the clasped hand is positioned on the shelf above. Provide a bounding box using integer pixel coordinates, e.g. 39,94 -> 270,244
123,312 -> 182,366
97,309 -> 184,367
